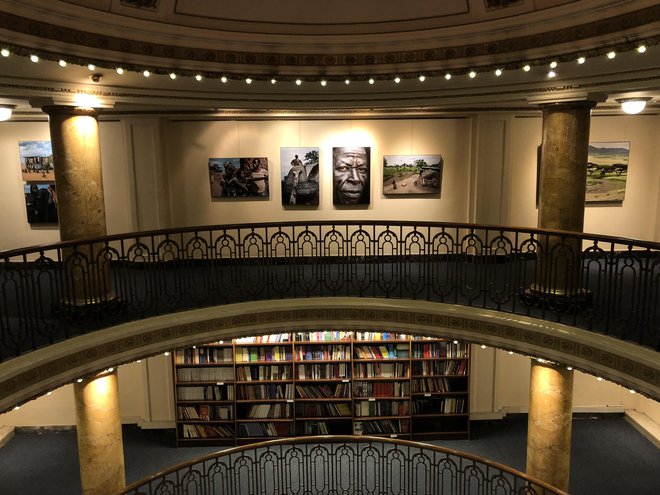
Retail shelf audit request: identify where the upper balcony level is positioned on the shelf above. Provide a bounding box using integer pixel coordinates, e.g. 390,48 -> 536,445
1,221 -> 658,412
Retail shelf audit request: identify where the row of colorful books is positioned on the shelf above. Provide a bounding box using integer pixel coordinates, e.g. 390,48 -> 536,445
175,347 -> 233,364
235,346 -> 292,363
235,364 -> 291,381
295,345 -> 350,360
354,400 -> 409,417
296,363 -> 351,380
177,404 -> 233,421
245,403 -> 293,419
177,384 -> 235,401
412,360 -> 468,376
181,423 -> 234,439
353,362 -> 409,378
295,383 -> 350,399
353,381 -> 409,398
353,343 -> 410,359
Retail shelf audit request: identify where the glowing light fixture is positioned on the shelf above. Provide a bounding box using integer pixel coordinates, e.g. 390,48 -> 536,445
270,78 -> 277,84
522,65 -> 531,72
444,73 -> 452,80
607,51 -> 616,59
58,59 -> 67,67
577,56 -> 586,64
143,70 -> 151,78
637,45 -> 647,53
468,71 -> 477,79
295,79 -> 302,85
368,78 -> 374,85
220,76 -> 227,83
0,104 -> 14,121
320,80 -> 327,86
169,72 -> 177,80
116,67 -> 124,75
87,63 -> 95,71
30,54 -> 39,63
495,68 -> 503,76
548,70 -> 557,78
245,78 -> 252,84
617,97 -> 651,114
549,61 -> 558,69
394,76 -> 401,84
196,74 -> 203,81
345,79 -> 350,85
0,48 -> 9,57
418,75 -> 426,82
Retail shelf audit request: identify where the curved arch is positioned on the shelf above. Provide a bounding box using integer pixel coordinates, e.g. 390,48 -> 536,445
0,298 -> 657,413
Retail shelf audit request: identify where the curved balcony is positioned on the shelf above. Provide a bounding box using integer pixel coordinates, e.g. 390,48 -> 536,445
1,221 -> 658,408
119,435 -> 566,495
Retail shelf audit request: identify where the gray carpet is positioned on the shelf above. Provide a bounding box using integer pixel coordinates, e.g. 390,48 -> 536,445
0,415 -> 658,494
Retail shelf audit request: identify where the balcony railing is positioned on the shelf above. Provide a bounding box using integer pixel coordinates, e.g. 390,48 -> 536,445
1,221 -> 658,362
118,435 -> 567,495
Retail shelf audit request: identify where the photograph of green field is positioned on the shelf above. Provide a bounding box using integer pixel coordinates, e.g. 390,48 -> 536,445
586,142 -> 630,203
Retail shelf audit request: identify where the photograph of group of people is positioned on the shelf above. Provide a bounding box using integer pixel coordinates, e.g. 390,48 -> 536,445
209,147 -> 443,207
19,141 -> 59,225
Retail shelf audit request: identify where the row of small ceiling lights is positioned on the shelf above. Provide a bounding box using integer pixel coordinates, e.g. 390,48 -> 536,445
0,44 -> 650,85
10,345 -> 638,412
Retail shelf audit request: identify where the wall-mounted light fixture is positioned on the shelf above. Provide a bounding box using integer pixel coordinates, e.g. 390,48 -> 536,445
0,104 -> 14,121
616,97 -> 652,114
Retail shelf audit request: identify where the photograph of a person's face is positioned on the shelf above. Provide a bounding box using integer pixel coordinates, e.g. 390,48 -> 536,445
332,146 -> 370,205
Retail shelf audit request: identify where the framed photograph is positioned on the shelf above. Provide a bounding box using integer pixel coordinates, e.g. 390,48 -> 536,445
280,147 -> 320,206
586,142 -> 630,203
19,141 -> 55,182
24,182 -> 58,224
332,146 -> 370,205
383,155 -> 443,195
208,157 -> 269,198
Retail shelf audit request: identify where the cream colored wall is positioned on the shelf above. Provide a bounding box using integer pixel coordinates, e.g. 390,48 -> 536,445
164,118 -> 473,227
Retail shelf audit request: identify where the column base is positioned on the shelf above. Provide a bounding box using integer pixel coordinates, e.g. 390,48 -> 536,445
54,291 -> 126,323
521,285 -> 592,311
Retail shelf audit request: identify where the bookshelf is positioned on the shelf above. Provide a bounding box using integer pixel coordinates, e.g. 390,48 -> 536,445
172,331 -> 470,446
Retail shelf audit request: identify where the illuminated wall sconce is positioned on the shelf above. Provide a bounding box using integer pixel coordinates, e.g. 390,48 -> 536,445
0,104 -> 14,121
616,97 -> 652,114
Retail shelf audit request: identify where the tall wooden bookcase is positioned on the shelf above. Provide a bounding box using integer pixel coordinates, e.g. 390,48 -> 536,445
172,331 -> 470,446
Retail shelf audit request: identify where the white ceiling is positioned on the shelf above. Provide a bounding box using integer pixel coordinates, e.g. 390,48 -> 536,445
0,0 -> 659,117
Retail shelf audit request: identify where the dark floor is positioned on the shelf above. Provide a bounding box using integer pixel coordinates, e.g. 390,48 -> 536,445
0,415 -> 658,495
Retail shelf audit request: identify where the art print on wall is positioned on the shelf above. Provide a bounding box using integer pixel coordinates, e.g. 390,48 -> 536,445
19,141 -> 55,182
281,147 -> 320,206
24,183 -> 58,224
382,155 -> 443,195
586,142 -> 630,203
332,146 -> 370,205
209,157 -> 269,198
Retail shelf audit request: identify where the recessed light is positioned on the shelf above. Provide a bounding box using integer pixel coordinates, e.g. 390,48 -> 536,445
368,78 -> 375,84
30,54 -> 39,63
508,351 -> 513,355
567,366 -> 573,371
87,63 -> 95,71
480,344 -> 486,349
445,73 -> 452,80
607,51 -> 616,59
453,340 -> 459,344
495,68 -> 503,76
548,70 -> 557,78
637,45 -> 647,54
245,77 -> 252,84
143,70 -> 151,78
468,71 -> 477,78
195,74 -> 203,81
77,378 -> 83,383
522,65 -> 531,72
295,79 -> 302,85
13,406 -> 19,411
58,59 -> 67,67
418,75 -> 426,82
549,61 -> 558,69
0,48 -> 9,57
164,351 -> 170,356
394,76 -> 401,83
320,80 -> 327,86
597,377 -> 603,381
169,72 -> 177,80
629,389 -> 636,394
116,67 -> 124,75
270,78 -> 277,84
577,56 -> 586,64
345,79 -> 350,85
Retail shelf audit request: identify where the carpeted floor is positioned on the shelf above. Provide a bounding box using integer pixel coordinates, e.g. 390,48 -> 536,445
0,414 -> 658,494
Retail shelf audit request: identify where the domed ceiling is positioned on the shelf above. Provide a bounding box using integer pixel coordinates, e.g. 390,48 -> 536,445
0,0 -> 659,115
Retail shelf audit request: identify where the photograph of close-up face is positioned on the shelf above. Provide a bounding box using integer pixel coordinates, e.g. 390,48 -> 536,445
332,146 -> 370,205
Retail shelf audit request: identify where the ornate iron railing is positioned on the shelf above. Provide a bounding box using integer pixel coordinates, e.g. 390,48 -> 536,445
118,436 -> 566,495
1,221 -> 659,362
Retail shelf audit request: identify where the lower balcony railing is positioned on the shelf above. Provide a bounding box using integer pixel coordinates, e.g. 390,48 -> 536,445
1,221 -> 659,362
118,436 -> 566,495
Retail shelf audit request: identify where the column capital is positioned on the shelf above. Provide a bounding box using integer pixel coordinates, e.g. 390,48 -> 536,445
527,92 -> 607,109
29,96 -> 114,116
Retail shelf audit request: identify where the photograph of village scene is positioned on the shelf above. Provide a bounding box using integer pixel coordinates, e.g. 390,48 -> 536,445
19,141 -> 54,182
382,155 -> 443,195
586,142 -> 630,203
208,157 -> 269,198
280,147 -> 320,206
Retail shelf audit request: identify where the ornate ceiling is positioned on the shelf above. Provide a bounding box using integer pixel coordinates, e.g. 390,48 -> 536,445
0,0 -> 659,116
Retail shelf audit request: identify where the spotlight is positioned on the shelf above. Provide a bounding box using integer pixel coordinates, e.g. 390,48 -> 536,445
30,54 -> 39,63
368,78 -> 375,84
77,378 -> 83,383
577,56 -> 586,64
468,71 -> 477,78
0,48 -> 9,57
320,80 -> 327,86
295,79 -> 302,85
58,59 -> 67,67
116,67 -> 124,75
195,74 -> 203,81
87,63 -> 95,71
549,61 -> 558,69
164,351 -> 170,356
220,76 -> 227,83
445,73 -> 452,80
495,68 -> 503,76
394,76 -> 401,83
270,78 -> 277,84
345,79 -> 350,85
567,366 -> 573,371
617,97 -> 652,114
143,70 -> 151,77
418,75 -> 426,82
637,45 -> 647,53
522,65 -> 531,72
607,51 -> 616,59
0,104 -> 15,121
245,77 -> 252,84
548,70 -> 557,78
169,72 -> 177,80
480,345 -> 487,349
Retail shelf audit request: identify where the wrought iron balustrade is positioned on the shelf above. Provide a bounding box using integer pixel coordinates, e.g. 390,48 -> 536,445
1,221 -> 658,362
118,435 -> 566,495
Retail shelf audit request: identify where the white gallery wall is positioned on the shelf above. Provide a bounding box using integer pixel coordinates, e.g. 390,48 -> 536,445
0,112 -> 658,428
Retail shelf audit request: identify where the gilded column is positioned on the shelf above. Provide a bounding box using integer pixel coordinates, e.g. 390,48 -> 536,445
74,370 -> 126,495
526,361 -> 574,492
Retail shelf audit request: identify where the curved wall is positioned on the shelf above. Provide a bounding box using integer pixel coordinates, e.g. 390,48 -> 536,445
1,298 -> 657,414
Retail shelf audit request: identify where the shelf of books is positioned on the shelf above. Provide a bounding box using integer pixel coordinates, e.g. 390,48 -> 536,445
173,341 -> 236,446
172,331 -> 470,446
410,338 -> 470,439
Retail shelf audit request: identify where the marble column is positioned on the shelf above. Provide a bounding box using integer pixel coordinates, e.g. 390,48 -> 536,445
43,105 -> 109,303
526,361 -> 574,492
74,370 -> 126,495
534,99 -> 597,297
